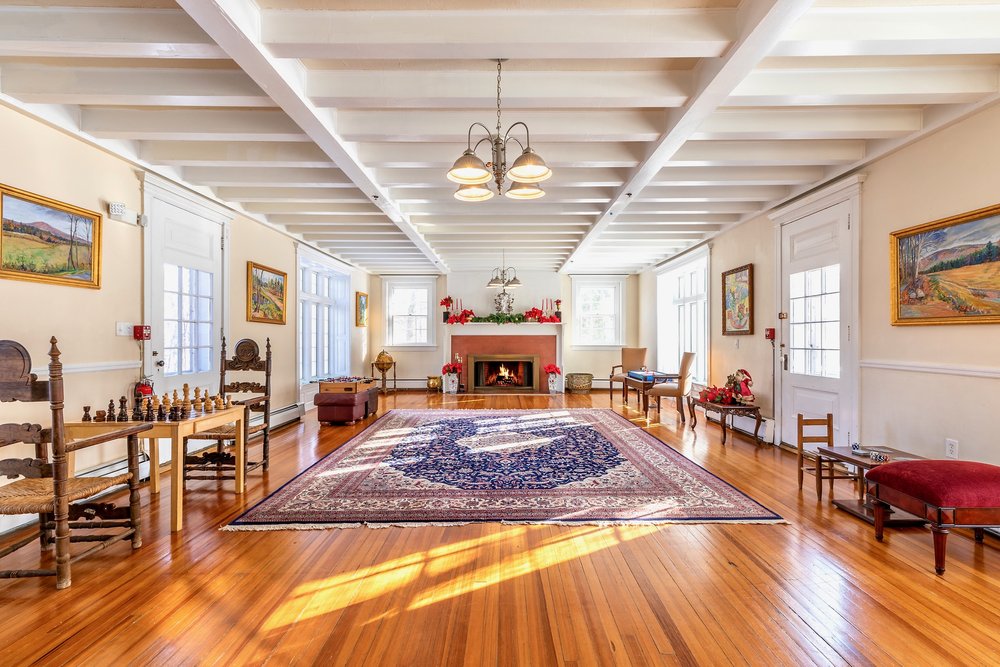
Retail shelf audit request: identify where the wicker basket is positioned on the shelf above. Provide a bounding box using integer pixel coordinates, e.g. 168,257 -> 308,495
564,372 -> 594,393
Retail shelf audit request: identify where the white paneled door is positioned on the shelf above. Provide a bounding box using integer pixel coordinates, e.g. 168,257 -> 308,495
779,199 -> 857,449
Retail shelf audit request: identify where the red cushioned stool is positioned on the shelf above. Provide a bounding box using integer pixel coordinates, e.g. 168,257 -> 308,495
866,460 -> 1000,575
314,388 -> 379,425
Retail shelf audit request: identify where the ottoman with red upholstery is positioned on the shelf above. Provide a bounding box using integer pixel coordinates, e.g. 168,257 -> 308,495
314,388 -> 379,425
866,460 -> 1000,574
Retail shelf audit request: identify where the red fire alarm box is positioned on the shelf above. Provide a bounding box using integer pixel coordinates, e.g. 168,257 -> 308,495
133,325 -> 151,341
764,327 -> 775,340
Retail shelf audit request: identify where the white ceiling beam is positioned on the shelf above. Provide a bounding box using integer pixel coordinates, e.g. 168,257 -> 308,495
561,0 -> 814,272
82,108 -> 308,142
401,203 -> 603,217
412,215 -> 596,227
262,9 -> 735,60
141,142 -> 332,168
650,165 -> 824,186
0,7 -> 226,59
636,185 -> 787,202
359,142 -> 649,169
692,107 -> 923,141
283,225 -> 402,235
215,187 -> 369,203
772,6 -> 1000,57
268,214 -> 394,226
245,203 -> 385,216
607,224 -> 723,233
424,232 -> 586,239
598,232 -> 707,241
380,167 -> 628,189
176,0 -> 446,273
0,65 -> 272,108
728,67 -> 999,106
609,216 -> 738,227
618,202 -> 760,214
414,219 -> 591,228
671,139 -> 865,166
309,70 -> 689,109
395,187 -> 614,204
300,234 -> 408,242
182,167 -> 353,188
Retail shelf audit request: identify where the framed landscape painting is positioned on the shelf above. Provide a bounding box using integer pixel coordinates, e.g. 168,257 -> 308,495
892,203 -> 1000,325
356,291 -> 368,327
247,261 -> 287,325
0,184 -> 101,288
722,263 -> 753,335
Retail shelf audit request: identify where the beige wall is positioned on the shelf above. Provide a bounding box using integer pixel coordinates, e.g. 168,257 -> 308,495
560,274 -> 641,381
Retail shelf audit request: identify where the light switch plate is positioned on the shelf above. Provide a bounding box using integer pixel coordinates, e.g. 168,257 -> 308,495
116,322 -> 134,337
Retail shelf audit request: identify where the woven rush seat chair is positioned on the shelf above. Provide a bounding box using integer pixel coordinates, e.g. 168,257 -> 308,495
0,338 -> 151,589
609,347 -> 647,403
183,337 -> 271,487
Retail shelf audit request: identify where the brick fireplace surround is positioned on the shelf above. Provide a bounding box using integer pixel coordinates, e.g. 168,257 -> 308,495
450,334 -> 557,394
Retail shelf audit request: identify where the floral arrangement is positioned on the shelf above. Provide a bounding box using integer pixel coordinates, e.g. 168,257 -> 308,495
439,296 -> 453,310
524,306 -> 544,320
447,309 -> 476,324
698,368 -> 754,405
442,362 -> 462,375
543,364 -> 561,375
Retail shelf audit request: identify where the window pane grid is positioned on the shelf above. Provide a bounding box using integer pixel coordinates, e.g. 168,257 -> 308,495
789,264 -> 840,379
299,265 -> 350,383
163,263 -> 213,377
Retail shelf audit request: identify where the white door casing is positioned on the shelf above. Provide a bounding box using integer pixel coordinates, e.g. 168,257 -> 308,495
770,176 -> 862,449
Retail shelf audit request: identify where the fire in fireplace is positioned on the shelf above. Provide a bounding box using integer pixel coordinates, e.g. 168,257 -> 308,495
471,356 -> 538,392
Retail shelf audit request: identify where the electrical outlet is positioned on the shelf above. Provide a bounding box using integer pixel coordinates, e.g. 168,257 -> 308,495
945,438 -> 959,459
115,322 -> 133,337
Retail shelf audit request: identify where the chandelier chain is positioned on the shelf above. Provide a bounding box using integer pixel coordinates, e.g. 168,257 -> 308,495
496,59 -> 503,137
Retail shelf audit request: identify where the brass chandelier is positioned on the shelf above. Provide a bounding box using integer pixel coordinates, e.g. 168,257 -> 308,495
446,60 -> 552,201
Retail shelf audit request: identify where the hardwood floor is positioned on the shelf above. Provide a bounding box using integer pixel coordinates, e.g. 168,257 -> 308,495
2,393 -> 999,666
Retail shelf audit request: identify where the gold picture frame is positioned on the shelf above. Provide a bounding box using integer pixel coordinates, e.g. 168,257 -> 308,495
722,263 -> 753,335
247,261 -> 287,325
0,183 -> 102,289
356,291 -> 368,327
891,202 -> 1000,326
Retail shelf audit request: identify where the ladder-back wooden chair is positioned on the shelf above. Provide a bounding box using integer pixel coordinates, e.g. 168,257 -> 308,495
183,337 -> 271,486
798,413 -> 854,499
0,338 -> 151,589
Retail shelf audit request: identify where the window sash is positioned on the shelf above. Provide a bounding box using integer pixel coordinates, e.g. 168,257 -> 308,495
571,277 -> 624,347
299,264 -> 350,383
384,278 -> 435,347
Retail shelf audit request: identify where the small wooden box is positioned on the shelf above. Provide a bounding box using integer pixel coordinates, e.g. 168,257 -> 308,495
318,378 -> 376,394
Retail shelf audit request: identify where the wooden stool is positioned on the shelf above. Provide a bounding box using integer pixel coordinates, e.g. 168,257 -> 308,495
867,460 -> 1000,574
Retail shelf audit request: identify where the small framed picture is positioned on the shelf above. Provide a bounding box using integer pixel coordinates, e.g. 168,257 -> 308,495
722,263 -> 753,335
247,261 -> 287,325
356,291 -> 368,327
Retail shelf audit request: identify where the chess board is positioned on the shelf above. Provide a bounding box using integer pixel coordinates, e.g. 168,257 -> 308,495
318,377 -> 376,394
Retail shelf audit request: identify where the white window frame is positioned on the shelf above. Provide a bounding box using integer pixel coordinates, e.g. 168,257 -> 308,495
656,246 -> 709,385
570,274 -> 626,349
384,276 -> 437,348
298,250 -> 351,384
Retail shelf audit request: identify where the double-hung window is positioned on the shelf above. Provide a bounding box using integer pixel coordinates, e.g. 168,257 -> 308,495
298,255 -> 350,382
571,275 -> 626,347
657,249 -> 708,383
384,277 -> 435,347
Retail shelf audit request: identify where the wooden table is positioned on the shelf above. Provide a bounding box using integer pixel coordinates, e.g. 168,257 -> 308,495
624,372 -> 677,417
65,405 -> 245,533
816,445 -> 928,526
686,396 -> 762,445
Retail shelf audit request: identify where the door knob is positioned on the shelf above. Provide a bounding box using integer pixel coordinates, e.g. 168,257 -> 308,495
155,360 -> 165,367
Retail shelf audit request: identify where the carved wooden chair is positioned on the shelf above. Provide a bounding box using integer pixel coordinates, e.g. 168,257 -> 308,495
609,347 -> 647,402
0,338 -> 151,589
183,337 -> 271,486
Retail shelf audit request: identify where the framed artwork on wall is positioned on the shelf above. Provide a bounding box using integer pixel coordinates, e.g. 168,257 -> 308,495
0,183 -> 102,289
356,291 -> 368,327
891,202 -> 1000,325
722,263 -> 753,335
247,261 -> 287,324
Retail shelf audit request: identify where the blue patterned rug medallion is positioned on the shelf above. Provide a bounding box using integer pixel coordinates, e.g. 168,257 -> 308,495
225,409 -> 783,530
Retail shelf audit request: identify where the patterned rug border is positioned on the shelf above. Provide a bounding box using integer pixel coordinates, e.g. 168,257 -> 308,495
223,408 -> 786,531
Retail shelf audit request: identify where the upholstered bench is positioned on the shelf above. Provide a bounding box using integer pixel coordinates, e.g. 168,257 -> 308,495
866,460 -> 1000,574
314,388 -> 379,425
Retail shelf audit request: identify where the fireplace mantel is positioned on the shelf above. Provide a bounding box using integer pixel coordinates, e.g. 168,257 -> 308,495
447,325 -> 560,393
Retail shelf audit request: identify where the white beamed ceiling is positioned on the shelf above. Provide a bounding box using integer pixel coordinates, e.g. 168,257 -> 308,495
2,0 -> 1000,274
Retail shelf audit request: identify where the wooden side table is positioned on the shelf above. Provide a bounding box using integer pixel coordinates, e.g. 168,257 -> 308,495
686,396 -> 762,445
816,445 -> 928,526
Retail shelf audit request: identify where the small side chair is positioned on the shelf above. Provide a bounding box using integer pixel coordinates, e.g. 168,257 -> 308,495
648,352 -> 696,423
609,347 -> 647,403
798,413 -> 854,499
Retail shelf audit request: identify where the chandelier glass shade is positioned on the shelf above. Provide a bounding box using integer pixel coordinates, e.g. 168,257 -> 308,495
486,250 -> 521,289
448,60 -> 552,201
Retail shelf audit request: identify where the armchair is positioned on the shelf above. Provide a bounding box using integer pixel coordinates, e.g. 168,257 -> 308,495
0,338 -> 152,589
609,347 -> 647,402
648,352 -> 696,423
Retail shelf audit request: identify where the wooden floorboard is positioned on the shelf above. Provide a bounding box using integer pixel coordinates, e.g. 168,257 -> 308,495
2,393 -> 999,666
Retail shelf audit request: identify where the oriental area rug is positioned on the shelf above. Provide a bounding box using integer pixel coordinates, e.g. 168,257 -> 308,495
224,409 -> 783,530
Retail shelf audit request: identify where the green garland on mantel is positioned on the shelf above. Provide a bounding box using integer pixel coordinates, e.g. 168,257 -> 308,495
452,313 -> 561,325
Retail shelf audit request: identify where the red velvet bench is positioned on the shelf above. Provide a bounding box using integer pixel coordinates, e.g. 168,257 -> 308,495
314,388 -> 379,425
866,460 -> 1000,574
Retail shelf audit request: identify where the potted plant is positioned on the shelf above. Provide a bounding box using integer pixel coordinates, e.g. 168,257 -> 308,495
440,296 -> 454,323
543,363 -> 562,393
441,362 -> 462,393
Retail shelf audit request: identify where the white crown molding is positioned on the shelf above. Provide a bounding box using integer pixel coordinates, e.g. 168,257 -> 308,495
31,360 -> 142,379
769,174 -> 866,225
860,359 -> 1000,380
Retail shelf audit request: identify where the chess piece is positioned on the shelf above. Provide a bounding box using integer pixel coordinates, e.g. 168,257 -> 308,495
172,389 -> 179,405
204,395 -> 214,413
225,396 -> 234,409
108,399 -> 117,422
145,399 -> 154,422
95,410 -> 107,423
181,383 -> 192,419
169,405 -> 180,421
131,398 -> 143,422
194,386 -> 202,404
215,395 -> 224,410
82,406 -> 92,422
156,403 -> 166,421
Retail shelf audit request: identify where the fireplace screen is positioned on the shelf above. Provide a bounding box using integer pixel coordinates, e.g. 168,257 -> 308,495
475,360 -> 534,389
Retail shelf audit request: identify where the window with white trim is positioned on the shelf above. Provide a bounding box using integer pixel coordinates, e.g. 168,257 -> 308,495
385,277 -> 436,347
299,258 -> 350,382
163,263 -> 214,376
657,251 -> 708,384
571,275 -> 625,347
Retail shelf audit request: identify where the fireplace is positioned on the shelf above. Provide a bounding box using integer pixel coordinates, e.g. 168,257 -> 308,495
468,354 -> 540,393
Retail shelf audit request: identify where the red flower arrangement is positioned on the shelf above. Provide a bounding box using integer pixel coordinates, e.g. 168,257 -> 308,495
447,309 -> 476,325
543,364 -> 561,375
439,296 -> 454,310
442,362 -> 462,375
699,368 -> 754,405
537,314 -> 561,323
523,307 -> 544,320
